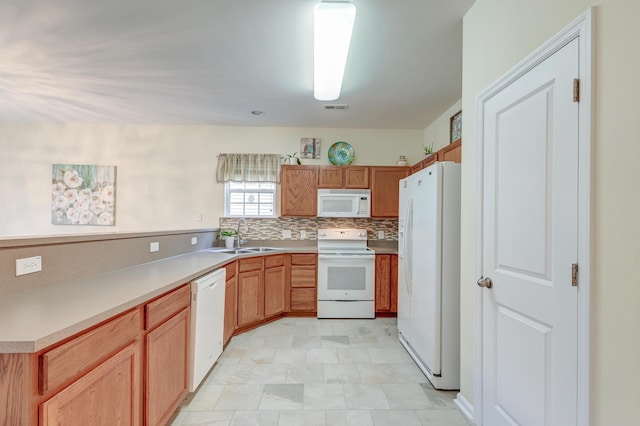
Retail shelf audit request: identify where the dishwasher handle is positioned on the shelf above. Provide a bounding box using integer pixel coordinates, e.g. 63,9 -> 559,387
191,268 -> 226,293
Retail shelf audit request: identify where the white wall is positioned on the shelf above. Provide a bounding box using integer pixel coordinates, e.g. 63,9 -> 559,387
0,124 -> 422,237
423,100 -> 462,152
461,0 -> 640,423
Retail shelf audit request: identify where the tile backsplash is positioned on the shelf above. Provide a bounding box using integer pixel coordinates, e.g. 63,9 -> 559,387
219,217 -> 398,241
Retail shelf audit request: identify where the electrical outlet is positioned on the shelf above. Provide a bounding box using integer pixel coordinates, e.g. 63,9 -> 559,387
16,256 -> 42,276
282,229 -> 292,238
191,237 -> 198,245
300,230 -> 307,240
195,213 -> 203,222
150,242 -> 160,252
378,230 -> 385,239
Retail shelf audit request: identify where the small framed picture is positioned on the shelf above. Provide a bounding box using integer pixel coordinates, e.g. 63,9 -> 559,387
450,110 -> 462,144
300,138 -> 321,159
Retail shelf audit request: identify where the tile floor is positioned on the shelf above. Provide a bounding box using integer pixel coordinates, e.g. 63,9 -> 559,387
169,317 -> 469,426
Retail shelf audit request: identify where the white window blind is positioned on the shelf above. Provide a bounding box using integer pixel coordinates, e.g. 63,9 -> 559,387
225,181 -> 276,217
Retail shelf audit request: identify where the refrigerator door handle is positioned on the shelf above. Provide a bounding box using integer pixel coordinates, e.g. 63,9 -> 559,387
403,196 -> 414,296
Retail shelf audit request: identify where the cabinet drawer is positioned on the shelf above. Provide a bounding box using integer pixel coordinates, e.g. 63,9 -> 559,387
264,254 -> 285,269
291,266 -> 316,288
39,309 -> 141,395
290,289 -> 316,311
145,285 -> 190,330
224,261 -> 237,281
290,254 -> 316,266
239,257 -> 264,273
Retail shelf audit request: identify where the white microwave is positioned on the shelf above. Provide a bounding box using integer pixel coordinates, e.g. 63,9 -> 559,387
317,189 -> 371,218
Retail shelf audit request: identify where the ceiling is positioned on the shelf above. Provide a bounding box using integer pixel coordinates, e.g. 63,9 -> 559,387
0,0 -> 474,129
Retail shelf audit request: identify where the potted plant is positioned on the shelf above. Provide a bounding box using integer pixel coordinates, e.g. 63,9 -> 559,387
218,230 -> 237,248
283,152 -> 302,165
423,143 -> 434,156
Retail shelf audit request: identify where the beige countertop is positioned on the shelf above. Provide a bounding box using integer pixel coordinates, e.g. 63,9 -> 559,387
0,241 -> 395,354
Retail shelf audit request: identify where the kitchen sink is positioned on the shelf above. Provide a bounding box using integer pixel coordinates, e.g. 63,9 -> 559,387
240,247 -> 281,253
207,248 -> 246,254
207,247 -> 282,255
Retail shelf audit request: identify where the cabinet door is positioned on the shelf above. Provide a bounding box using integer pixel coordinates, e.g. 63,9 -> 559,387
237,270 -> 264,327
375,255 -> 392,312
224,275 -> 237,346
344,166 -> 369,188
281,166 -> 317,216
317,166 -> 344,188
438,140 -> 462,163
390,255 -> 398,313
290,289 -> 316,312
145,309 -> 189,426
422,155 -> 437,169
370,167 -> 410,218
410,162 -> 423,174
264,265 -> 286,317
40,343 -> 141,426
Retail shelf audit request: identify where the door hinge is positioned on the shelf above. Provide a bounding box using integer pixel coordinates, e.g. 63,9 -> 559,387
571,263 -> 579,286
573,79 -> 580,102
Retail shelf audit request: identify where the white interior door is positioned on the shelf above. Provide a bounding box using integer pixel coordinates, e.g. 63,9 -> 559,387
481,37 -> 579,425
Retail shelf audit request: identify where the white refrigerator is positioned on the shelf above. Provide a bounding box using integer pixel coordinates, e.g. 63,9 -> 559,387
398,162 -> 461,390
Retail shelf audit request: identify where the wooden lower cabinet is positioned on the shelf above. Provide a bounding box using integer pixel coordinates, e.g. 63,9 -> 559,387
145,308 -> 189,426
375,254 -> 398,313
223,261 -> 238,346
40,342 -> 141,426
288,254 -> 317,313
237,258 -> 265,327
264,255 -> 286,318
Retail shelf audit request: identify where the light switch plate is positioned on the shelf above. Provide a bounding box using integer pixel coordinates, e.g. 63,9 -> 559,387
150,242 -> 160,252
378,230 -> 385,239
300,230 -> 307,240
16,256 -> 42,276
282,230 -> 292,238
191,237 -> 198,245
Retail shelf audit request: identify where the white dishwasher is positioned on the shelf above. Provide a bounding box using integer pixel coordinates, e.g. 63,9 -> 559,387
188,268 -> 226,392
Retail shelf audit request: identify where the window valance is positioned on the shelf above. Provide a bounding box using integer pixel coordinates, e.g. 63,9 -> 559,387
216,153 -> 281,183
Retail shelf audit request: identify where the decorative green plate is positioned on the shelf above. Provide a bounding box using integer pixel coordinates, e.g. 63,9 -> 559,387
328,142 -> 355,166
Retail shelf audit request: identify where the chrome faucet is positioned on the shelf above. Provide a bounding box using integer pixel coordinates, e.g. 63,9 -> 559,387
236,218 -> 248,248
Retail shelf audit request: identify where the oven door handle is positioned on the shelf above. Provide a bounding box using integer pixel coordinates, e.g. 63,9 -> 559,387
318,254 -> 375,260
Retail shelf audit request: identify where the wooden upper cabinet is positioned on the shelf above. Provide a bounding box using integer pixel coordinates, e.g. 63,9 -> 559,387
344,166 -> 369,188
410,140 -> 462,175
422,154 -> 437,170
370,167 -> 410,218
318,166 -> 344,188
438,139 -> 462,163
281,165 -> 317,217
317,166 -> 369,189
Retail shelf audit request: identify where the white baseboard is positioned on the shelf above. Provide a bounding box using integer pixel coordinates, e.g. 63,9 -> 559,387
454,392 -> 475,424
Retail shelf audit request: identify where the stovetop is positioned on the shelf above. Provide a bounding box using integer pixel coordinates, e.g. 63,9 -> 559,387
317,228 -> 370,253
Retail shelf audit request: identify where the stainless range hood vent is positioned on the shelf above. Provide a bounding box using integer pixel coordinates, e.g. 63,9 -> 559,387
324,104 -> 349,110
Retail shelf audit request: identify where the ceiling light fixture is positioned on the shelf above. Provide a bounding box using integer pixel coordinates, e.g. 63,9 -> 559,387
314,1 -> 356,101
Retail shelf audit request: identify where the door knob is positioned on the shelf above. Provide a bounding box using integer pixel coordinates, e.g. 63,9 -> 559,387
477,277 -> 493,288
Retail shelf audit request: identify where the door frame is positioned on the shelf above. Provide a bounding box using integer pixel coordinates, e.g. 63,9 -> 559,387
473,9 -> 593,426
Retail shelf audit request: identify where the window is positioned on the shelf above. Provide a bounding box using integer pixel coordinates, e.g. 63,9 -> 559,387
225,181 -> 276,217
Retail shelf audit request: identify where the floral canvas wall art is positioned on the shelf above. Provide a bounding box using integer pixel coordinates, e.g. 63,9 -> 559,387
52,164 -> 117,226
